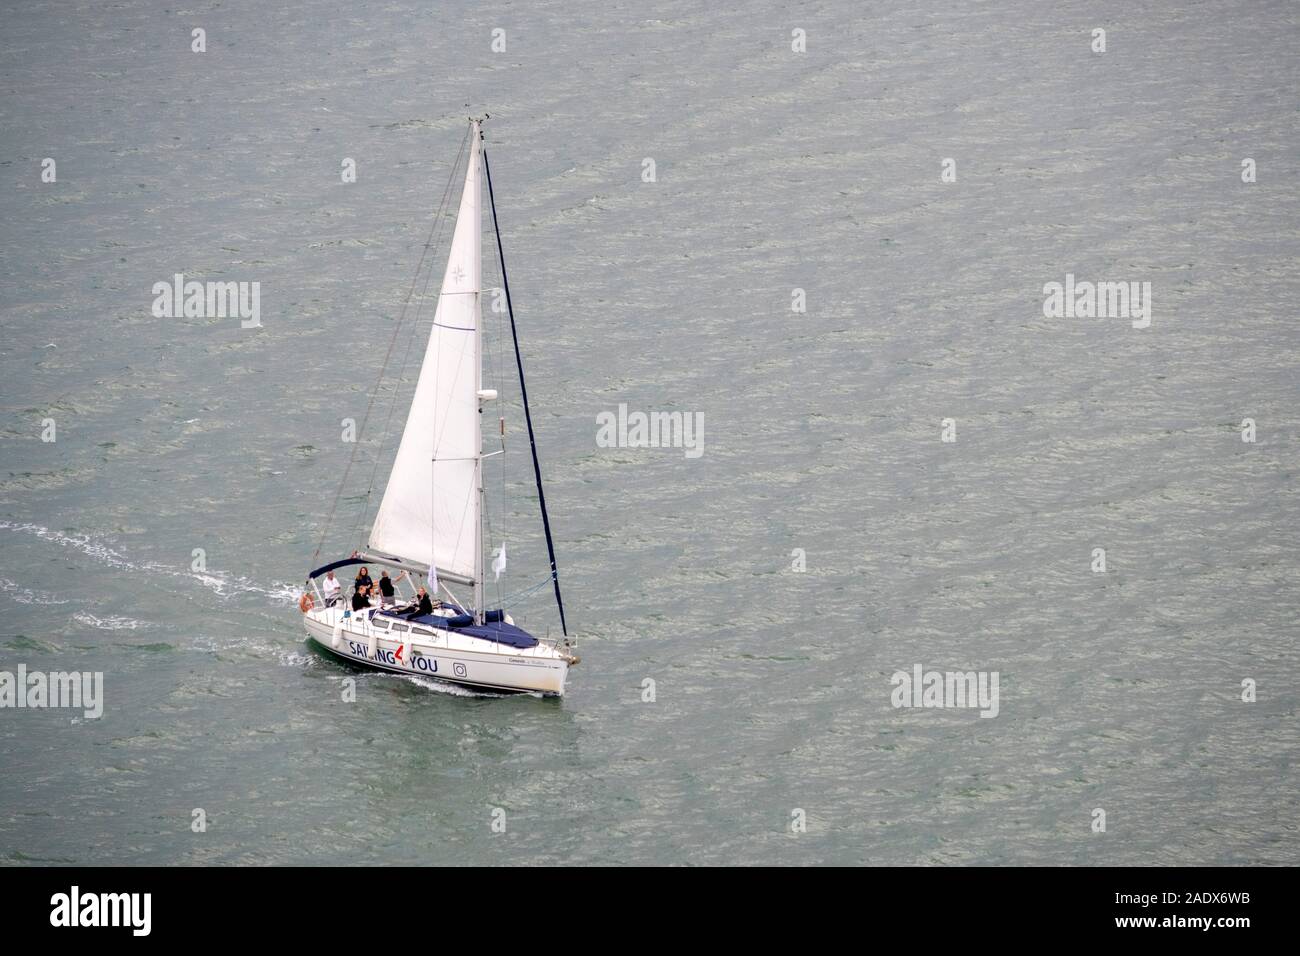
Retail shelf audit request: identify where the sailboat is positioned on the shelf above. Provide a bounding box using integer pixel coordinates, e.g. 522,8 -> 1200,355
299,117 -> 577,696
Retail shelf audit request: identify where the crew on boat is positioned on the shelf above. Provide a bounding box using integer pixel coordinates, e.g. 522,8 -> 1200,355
377,570 -> 406,607
354,566 -> 373,593
322,571 -> 341,607
351,582 -> 372,611
406,586 -> 435,619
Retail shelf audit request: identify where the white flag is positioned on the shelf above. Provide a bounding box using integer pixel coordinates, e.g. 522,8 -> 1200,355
492,543 -> 507,581
427,563 -> 438,598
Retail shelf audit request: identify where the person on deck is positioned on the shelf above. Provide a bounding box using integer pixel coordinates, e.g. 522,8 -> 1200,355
377,570 -> 404,606
351,583 -> 371,611
322,571 -> 341,607
354,566 -> 373,593
408,587 -> 434,619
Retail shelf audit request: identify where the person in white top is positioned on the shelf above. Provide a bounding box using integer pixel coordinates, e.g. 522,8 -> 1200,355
322,571 -> 341,607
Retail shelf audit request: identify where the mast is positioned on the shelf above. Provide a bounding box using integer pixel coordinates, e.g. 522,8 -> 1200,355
472,118 -> 485,624
483,146 -> 569,636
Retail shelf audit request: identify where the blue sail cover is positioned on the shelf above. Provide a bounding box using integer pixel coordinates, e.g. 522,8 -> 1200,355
405,614 -> 539,649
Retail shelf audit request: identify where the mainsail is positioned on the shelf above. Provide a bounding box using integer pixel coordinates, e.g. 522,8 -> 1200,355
368,127 -> 482,583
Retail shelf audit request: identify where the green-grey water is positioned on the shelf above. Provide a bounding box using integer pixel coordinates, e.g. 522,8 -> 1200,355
1,0 -> 1297,865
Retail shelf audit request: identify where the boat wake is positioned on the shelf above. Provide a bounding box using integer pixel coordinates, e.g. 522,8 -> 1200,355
0,520 -> 300,608
73,612 -> 150,631
398,672 -> 520,699
0,576 -> 71,606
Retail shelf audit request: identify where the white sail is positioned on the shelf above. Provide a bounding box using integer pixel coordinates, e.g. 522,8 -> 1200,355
369,126 -> 482,581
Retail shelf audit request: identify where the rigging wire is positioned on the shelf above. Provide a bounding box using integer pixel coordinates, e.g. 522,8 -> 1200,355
346,277 -> 426,546
483,147 -> 569,636
495,572 -> 560,611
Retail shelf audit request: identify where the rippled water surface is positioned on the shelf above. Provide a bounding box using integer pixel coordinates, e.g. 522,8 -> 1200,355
1,0 -> 1297,864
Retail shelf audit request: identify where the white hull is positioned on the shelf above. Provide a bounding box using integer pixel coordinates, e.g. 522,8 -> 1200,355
303,606 -> 571,696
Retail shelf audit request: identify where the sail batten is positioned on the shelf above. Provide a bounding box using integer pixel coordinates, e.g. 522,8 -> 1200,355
368,125 -> 482,581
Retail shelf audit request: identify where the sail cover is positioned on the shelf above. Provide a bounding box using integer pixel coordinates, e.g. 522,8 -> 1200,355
369,130 -> 482,581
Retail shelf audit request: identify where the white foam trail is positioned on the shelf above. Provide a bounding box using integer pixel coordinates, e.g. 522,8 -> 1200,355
0,522 -> 134,569
400,673 -> 511,697
0,577 -> 70,606
73,612 -> 149,631
0,520 -> 300,608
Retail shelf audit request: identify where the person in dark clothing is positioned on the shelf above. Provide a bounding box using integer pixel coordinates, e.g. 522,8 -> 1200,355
377,570 -> 399,606
354,567 -> 372,593
351,584 -> 371,611
407,587 -> 434,619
